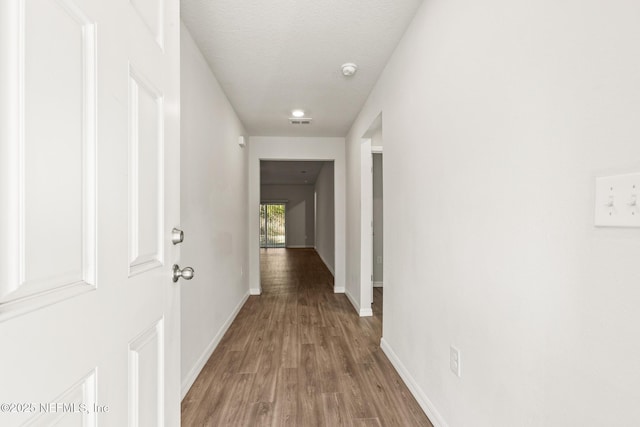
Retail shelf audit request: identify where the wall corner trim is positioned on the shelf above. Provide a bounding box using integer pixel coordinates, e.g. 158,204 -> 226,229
181,291 -> 250,400
249,288 -> 261,296
380,338 -> 449,427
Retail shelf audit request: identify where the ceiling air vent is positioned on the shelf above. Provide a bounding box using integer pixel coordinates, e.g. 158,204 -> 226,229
289,117 -> 312,125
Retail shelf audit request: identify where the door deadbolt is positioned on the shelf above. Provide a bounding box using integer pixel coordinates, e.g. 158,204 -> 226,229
171,228 -> 184,245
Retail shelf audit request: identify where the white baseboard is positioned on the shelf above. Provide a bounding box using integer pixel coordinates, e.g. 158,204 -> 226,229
314,247 -> 335,276
380,338 -> 448,427
359,307 -> 373,317
333,286 -> 345,293
345,288 -> 359,312
249,288 -> 261,295
373,281 -> 383,288
286,245 -> 314,248
344,288 -> 372,317
181,291 -> 249,400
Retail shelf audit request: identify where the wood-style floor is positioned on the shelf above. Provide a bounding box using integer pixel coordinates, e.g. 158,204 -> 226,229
181,248 -> 433,426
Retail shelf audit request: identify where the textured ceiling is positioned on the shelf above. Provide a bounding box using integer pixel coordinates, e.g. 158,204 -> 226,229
181,0 -> 424,137
261,161 -> 329,185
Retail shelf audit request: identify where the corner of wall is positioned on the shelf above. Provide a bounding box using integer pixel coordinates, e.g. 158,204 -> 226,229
315,246 -> 335,276
344,287 -> 372,316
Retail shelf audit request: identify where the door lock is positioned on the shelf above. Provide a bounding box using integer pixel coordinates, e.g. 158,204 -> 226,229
171,228 -> 184,245
172,264 -> 194,282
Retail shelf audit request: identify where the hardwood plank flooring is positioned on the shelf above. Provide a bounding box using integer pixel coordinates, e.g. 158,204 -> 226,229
181,248 -> 433,427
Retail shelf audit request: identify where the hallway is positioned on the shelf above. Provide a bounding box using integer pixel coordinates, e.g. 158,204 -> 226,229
181,248 -> 432,426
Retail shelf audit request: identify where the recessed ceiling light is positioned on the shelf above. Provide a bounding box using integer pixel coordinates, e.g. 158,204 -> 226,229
291,109 -> 305,118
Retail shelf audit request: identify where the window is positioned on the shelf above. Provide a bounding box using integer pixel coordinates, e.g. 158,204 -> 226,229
259,203 -> 286,248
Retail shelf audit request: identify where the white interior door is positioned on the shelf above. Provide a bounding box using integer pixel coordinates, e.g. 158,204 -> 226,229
0,0 -> 182,425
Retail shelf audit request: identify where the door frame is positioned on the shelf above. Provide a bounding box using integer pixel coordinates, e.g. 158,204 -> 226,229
360,138 -> 374,316
371,150 -> 384,291
247,137 -> 346,295
358,114 -> 383,317
359,141 -> 384,316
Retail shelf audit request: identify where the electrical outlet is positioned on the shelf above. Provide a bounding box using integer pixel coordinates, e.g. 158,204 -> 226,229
450,346 -> 461,377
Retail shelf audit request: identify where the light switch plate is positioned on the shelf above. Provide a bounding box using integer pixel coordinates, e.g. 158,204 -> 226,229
595,173 -> 640,227
450,346 -> 461,377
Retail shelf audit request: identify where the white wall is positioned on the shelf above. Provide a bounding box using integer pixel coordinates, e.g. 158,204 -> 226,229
314,162 -> 335,274
346,0 -> 640,425
260,184 -> 315,247
248,137 -> 346,294
180,24 -> 249,398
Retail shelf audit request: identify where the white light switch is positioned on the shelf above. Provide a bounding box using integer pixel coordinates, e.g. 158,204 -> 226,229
450,346 -> 461,377
595,173 -> 640,227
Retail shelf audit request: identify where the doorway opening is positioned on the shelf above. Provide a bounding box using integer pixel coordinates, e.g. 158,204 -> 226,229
257,160 -> 335,294
260,203 -> 286,248
372,151 -> 384,319
372,152 -> 383,290
251,145 -> 343,296
359,113 -> 383,318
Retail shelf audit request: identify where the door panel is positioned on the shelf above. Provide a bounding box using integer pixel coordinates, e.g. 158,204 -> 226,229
128,319 -> 164,427
0,0 -> 97,320
24,370 -> 97,427
130,0 -> 164,48
0,0 -> 181,425
128,66 -> 164,276
23,0 -> 94,294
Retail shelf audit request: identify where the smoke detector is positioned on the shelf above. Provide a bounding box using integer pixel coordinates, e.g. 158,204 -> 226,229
341,63 -> 358,76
